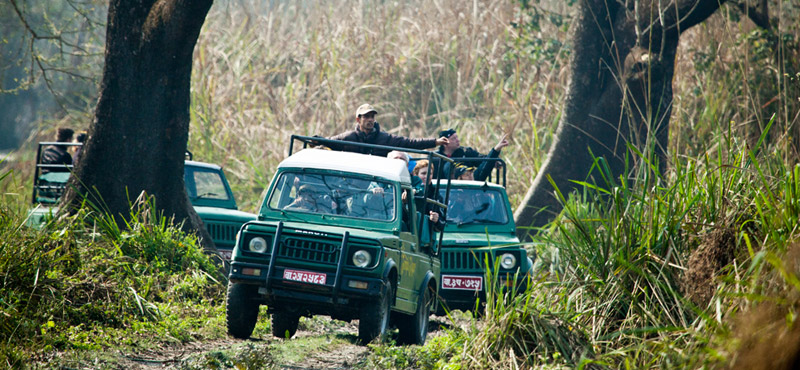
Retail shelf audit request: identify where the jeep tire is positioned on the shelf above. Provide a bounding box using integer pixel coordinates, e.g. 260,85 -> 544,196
226,282 -> 259,339
397,286 -> 432,345
358,281 -> 393,344
271,310 -> 300,339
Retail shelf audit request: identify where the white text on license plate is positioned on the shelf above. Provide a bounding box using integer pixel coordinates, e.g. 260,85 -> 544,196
283,269 -> 327,285
441,275 -> 483,291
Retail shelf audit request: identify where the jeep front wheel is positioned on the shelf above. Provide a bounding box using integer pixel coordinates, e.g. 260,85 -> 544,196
226,282 -> 260,339
397,286 -> 432,345
271,311 -> 300,339
358,281 -> 393,344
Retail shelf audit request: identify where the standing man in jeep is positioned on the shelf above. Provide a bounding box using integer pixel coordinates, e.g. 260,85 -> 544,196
325,104 -> 450,156
437,128 -> 509,181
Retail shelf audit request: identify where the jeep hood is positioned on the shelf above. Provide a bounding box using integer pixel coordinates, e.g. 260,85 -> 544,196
441,231 -> 519,247
193,206 -> 257,222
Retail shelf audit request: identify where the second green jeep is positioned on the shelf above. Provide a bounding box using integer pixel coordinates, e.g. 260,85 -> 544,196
437,179 -> 533,314
226,141 -> 451,345
184,159 -> 257,260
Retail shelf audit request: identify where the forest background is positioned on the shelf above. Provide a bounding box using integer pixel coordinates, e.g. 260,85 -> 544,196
1,0 -> 800,368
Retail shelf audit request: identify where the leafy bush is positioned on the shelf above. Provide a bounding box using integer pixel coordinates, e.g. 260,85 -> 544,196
0,196 -> 223,366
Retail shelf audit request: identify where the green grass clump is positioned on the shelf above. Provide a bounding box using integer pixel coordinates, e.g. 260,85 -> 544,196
362,333 -> 466,370
0,196 -> 225,367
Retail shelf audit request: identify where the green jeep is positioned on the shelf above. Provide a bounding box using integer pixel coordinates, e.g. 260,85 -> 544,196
27,142 -> 255,260
183,158 -> 257,260
226,136 -> 452,345
436,177 -> 533,314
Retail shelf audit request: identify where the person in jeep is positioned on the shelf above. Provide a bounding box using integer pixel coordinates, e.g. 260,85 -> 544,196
411,159 -> 445,231
448,187 -> 496,224
41,127 -> 74,173
324,104 -> 450,157
437,128 -> 509,181
454,164 -> 476,181
283,183 -> 337,214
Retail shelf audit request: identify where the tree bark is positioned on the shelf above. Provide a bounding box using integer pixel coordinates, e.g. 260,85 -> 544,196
62,0 -> 214,249
514,0 -> 728,241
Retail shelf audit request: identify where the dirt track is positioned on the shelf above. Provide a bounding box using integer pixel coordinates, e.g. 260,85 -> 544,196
112,321 -> 369,369
102,316 -> 453,369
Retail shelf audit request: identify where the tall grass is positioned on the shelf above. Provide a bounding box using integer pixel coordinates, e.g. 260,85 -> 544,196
426,119 -> 800,368
369,2 -> 799,368
190,0 -> 572,210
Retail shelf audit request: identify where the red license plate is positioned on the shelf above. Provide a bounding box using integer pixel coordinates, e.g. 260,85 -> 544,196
283,269 -> 327,285
441,275 -> 483,291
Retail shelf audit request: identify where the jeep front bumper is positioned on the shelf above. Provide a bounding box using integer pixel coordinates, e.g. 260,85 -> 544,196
230,261 -> 386,320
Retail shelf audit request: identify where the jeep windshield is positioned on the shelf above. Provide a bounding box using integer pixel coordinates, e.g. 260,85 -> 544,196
185,167 -> 231,201
440,188 -> 509,226
268,171 -> 396,221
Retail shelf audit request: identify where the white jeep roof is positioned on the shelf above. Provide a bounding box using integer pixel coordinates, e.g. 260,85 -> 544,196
278,148 -> 411,183
439,179 -> 506,189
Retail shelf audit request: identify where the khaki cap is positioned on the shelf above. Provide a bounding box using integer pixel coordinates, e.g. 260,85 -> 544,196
356,103 -> 378,117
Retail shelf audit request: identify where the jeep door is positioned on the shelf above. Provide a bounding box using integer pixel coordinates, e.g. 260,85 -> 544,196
395,186 -> 435,311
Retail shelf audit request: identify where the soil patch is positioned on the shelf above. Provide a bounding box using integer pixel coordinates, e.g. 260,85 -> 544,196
683,226 -> 738,306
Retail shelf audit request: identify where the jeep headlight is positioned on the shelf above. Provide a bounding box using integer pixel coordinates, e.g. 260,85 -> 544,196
499,253 -> 517,269
352,250 -> 371,268
249,237 -> 268,253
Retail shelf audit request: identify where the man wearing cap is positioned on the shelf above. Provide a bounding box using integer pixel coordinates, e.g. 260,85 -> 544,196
437,128 -> 509,182
453,164 -> 476,181
325,104 -> 449,157
41,127 -> 75,173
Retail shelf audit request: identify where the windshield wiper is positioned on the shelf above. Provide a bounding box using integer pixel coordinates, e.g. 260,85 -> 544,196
192,192 -> 219,200
456,218 -> 504,227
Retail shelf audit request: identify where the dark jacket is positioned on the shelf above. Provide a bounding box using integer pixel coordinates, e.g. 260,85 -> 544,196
327,123 -> 438,157
41,145 -> 73,173
411,176 -> 446,232
437,146 -> 501,182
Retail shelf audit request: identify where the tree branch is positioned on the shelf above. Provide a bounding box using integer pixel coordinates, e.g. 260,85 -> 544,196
9,0 -> 59,40
7,0 -> 105,110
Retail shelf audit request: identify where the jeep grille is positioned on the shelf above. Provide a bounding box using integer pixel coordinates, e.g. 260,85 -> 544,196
205,222 -> 239,247
279,237 -> 340,265
442,250 -> 490,271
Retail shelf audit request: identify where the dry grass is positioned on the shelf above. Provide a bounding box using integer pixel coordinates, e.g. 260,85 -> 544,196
190,1 -> 799,216
190,0 -> 573,211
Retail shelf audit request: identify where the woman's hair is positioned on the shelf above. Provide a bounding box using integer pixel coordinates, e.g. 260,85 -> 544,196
412,159 -> 433,176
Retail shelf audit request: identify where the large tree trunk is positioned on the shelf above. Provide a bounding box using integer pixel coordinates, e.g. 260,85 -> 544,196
514,0 -> 728,241
62,0 -> 214,249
